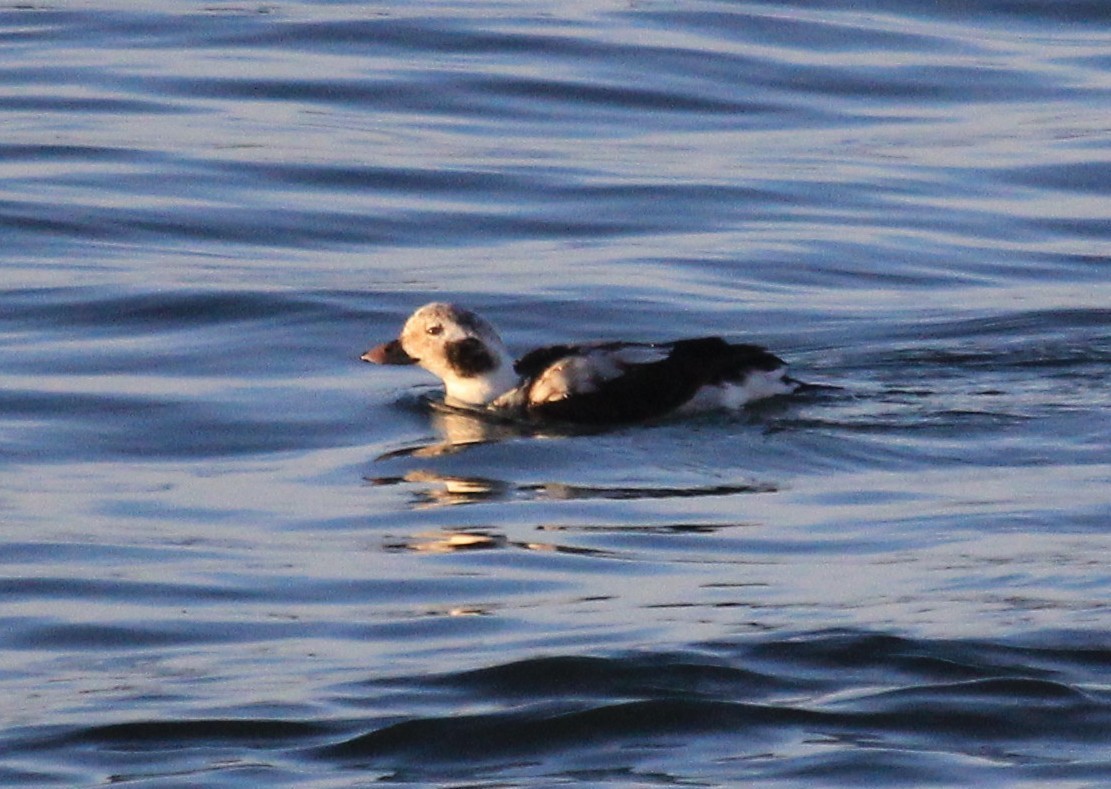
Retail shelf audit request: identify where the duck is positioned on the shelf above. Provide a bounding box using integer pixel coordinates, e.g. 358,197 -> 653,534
361,302 -> 803,424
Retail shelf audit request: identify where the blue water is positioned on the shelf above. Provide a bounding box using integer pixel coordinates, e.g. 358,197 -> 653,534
2,1 -> 1109,785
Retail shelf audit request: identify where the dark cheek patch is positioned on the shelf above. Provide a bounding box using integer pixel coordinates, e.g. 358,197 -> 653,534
445,338 -> 496,377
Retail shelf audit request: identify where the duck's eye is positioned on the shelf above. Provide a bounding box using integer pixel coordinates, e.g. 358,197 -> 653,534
427,324 -> 443,336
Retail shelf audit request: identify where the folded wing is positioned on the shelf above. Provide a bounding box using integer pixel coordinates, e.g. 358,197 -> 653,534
516,337 -> 786,423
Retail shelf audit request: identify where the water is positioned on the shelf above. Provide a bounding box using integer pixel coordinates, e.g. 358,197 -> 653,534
2,1 -> 1109,785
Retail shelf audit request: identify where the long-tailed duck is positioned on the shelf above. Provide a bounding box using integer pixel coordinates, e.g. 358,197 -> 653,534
361,302 -> 802,424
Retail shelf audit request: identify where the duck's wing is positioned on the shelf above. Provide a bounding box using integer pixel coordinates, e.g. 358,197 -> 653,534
520,337 -> 784,424
513,344 -> 583,380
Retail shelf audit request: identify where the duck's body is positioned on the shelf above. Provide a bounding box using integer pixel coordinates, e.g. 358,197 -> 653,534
362,303 -> 801,424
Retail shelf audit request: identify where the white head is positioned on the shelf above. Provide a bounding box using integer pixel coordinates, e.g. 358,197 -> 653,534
361,303 -> 518,407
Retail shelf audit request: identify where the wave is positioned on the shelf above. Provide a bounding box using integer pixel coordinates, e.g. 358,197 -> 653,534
14,631 -> 1105,784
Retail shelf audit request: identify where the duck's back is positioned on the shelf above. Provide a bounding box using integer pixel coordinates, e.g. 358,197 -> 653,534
512,337 -> 790,424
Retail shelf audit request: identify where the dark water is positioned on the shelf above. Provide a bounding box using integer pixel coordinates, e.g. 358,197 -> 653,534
2,1 -> 1109,785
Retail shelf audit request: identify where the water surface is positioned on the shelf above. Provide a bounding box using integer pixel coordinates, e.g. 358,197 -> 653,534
1,1 -> 1109,785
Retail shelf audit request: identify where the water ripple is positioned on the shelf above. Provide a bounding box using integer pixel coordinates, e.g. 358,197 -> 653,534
2,1 -> 1110,786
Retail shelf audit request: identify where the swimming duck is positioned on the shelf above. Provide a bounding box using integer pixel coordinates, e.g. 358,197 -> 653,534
361,302 -> 802,424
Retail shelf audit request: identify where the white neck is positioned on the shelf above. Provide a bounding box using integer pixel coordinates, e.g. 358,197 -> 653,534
442,352 -> 518,407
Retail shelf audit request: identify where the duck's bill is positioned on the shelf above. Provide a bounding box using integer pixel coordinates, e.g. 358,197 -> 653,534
361,339 -> 417,365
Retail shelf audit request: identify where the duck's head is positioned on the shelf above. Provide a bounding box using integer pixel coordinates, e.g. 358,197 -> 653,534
361,302 -> 517,406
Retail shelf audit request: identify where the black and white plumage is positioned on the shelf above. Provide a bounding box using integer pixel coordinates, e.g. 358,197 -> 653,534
361,302 -> 802,424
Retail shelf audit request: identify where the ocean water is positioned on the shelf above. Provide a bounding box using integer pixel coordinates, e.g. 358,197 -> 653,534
1,1 -> 1109,785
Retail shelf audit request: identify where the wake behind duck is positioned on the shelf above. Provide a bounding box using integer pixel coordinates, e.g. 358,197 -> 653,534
362,302 -> 803,425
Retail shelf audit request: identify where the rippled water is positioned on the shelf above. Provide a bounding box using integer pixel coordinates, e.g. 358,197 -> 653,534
2,1 -> 1109,785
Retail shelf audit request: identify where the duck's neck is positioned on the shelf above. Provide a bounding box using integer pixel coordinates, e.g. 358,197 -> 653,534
443,349 -> 518,407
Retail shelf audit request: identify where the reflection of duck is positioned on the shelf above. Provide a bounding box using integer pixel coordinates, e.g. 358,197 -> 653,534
368,468 -> 777,509
397,470 -> 510,508
373,403 -> 538,460
362,303 -> 802,424
430,403 -> 527,446
384,527 -> 616,559
384,529 -> 507,553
